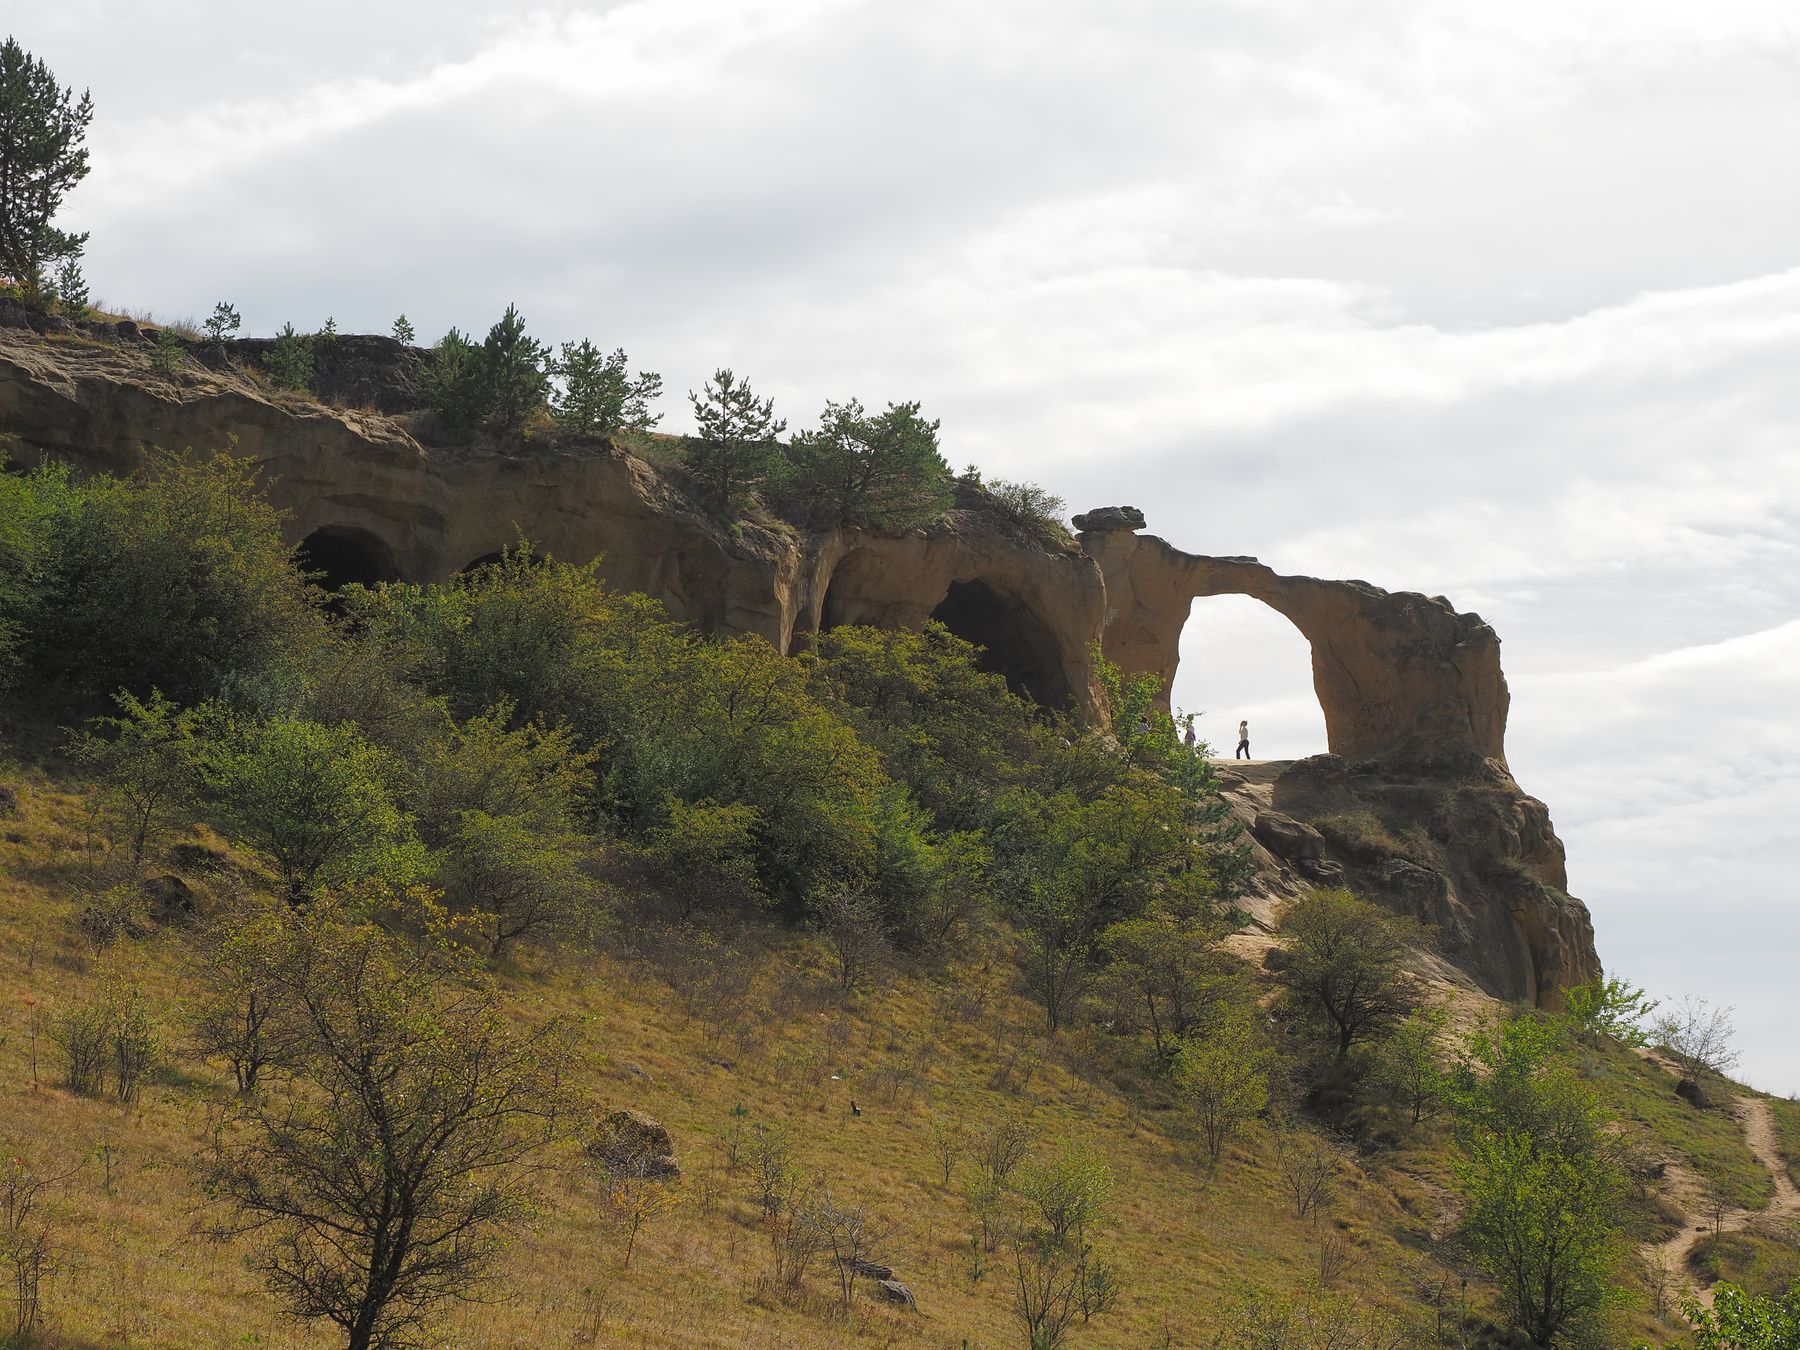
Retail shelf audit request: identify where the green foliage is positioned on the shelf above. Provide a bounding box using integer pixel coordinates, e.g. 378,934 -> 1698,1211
346,551 -> 884,906
263,322 -> 315,391
411,705 -> 603,955
1098,913 -> 1237,1067
781,397 -> 952,529
1272,889 -> 1424,1056
627,796 -> 765,921
203,301 -> 241,345
148,327 -> 185,375
420,327 -> 486,428
1682,1281 -> 1800,1350
685,368 -> 786,509
480,303 -> 549,430
50,256 -> 88,317
0,37 -> 93,283
1175,1003 -> 1273,1163
12,450 -> 316,706
51,956 -> 158,1102
549,340 -> 662,438
199,716 -> 417,902
982,478 -> 1068,535
1014,1147 -> 1110,1249
1450,1013 -> 1630,1348
1370,1001 -> 1450,1125
67,689 -> 202,863
391,314 -> 415,345
198,898 -> 576,1350
1561,971 -> 1657,1048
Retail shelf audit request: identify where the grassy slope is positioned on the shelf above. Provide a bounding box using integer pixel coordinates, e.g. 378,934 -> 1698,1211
0,758 -> 1786,1350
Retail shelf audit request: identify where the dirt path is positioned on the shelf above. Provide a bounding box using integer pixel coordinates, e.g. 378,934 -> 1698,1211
1646,1096 -> 1800,1311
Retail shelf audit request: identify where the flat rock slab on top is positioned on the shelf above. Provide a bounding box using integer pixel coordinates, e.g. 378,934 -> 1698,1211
1071,505 -> 1146,532
1210,759 -> 1295,785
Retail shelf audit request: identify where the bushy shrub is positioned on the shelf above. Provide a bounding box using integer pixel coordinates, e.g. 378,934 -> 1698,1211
420,327 -> 486,429
12,450 -> 316,706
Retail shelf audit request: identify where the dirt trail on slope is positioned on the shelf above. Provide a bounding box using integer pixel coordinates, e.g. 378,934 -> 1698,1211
1648,1096 -> 1800,1311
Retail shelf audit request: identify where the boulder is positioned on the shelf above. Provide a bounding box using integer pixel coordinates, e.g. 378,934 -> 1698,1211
1676,1078 -> 1717,1109
849,1259 -> 893,1280
1070,505 -> 1146,533
874,1279 -> 917,1310
1251,812 -> 1326,861
144,874 -> 197,924
587,1109 -> 681,1180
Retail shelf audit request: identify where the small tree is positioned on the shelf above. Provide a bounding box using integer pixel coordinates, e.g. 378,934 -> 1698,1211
50,256 -> 88,317
263,323 -> 314,391
809,1189 -> 897,1313
782,398 -> 951,529
1560,972 -> 1656,1048
1375,1001 -> 1451,1126
926,1114 -> 967,1186
1270,1126 -> 1342,1221
203,302 -> 241,346
685,368 -> 785,508
199,716 -> 415,902
420,327 -> 487,429
0,1155 -> 78,1345
199,900 -> 577,1350
1015,1148 -> 1110,1249
1099,913 -> 1233,1067
1174,1006 -> 1271,1165
1273,888 -> 1424,1056
814,887 -> 890,991
67,689 -> 201,864
480,304 -> 549,430
549,341 -> 663,438
1682,1281 -> 1800,1350
595,1156 -> 683,1268
1653,995 -> 1740,1078
391,315 -> 415,345
186,903 -> 305,1094
0,38 -> 93,287
148,328 -> 184,375
976,1112 -> 1039,1185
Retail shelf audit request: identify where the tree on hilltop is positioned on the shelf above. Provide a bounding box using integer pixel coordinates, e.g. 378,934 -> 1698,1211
0,37 -> 93,288
686,368 -> 785,509
782,397 -> 952,530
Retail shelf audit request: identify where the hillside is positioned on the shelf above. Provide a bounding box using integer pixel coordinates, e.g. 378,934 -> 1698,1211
1,752 -> 1795,1350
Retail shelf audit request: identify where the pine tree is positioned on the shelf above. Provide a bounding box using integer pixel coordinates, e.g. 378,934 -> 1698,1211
549,341 -> 662,439
480,304 -> 549,430
0,38 -> 93,286
686,369 -> 785,509
783,398 -> 951,530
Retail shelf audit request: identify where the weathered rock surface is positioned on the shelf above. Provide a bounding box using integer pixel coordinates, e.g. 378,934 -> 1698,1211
0,327 -> 1602,1005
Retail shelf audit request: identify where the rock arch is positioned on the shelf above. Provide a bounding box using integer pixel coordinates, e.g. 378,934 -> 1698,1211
297,525 -> 400,592
1079,522 -> 1508,766
929,578 -> 1075,710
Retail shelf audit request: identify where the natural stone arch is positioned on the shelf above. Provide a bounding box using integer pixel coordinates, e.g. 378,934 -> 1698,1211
1175,592 -> 1328,759
929,577 -> 1075,710
297,525 -> 400,592
1080,524 -> 1508,765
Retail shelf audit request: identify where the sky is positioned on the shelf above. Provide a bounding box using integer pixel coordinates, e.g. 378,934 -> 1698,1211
18,0 -> 1800,1089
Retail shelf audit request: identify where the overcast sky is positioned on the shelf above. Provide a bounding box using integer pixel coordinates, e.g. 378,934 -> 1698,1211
21,0 -> 1800,1089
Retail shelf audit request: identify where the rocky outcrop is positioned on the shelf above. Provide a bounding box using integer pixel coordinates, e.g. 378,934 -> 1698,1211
0,331 -> 1601,1006
1079,516 -> 1507,765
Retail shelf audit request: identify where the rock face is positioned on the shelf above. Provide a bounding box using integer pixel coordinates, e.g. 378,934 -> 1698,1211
0,330 -> 1601,1006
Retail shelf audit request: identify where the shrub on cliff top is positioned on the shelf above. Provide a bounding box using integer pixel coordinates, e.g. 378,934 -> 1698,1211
779,397 -> 952,531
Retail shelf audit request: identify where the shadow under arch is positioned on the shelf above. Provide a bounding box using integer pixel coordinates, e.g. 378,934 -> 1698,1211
297,526 -> 400,592
929,578 -> 1074,711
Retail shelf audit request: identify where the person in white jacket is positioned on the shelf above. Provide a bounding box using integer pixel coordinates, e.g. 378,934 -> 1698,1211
1235,720 -> 1250,759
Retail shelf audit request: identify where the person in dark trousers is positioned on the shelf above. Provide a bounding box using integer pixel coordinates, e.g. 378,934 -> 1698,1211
1235,720 -> 1250,759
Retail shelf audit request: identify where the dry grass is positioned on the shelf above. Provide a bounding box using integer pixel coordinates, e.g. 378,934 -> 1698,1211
0,757 -> 1759,1349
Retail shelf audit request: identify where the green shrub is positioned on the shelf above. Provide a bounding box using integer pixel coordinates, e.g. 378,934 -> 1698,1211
263,322 -> 314,391
148,327 -> 185,375
14,450 -> 316,705
420,326 -> 488,430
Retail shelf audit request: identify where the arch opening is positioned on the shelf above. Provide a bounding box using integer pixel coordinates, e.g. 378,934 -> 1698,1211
1171,593 -> 1326,762
297,527 -> 399,593
461,551 -> 507,574
930,578 -> 1073,710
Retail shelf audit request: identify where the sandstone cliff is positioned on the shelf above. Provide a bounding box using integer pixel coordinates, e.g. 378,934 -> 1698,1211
0,314 -> 1599,1007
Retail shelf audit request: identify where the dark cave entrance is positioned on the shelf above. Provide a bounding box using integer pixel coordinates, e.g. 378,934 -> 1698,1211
461,551 -> 507,574
930,578 -> 1073,710
296,527 -> 399,593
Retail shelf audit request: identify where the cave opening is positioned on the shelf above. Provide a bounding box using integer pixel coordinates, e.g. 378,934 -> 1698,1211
296,527 -> 399,593
929,578 -> 1073,710
461,551 -> 507,574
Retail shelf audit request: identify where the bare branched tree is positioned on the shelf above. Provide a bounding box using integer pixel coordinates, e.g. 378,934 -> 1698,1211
1652,996 -> 1740,1078
1271,1126 -> 1343,1223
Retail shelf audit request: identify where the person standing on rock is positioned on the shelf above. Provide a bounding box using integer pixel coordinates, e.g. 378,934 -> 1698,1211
1235,720 -> 1250,759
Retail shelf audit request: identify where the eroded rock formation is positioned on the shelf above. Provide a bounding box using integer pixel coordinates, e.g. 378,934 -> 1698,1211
0,322 -> 1600,1006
